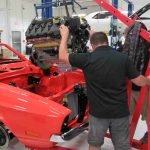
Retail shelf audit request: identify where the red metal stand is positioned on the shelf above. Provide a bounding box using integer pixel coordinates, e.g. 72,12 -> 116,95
148,85 -> 150,150
130,62 -> 150,149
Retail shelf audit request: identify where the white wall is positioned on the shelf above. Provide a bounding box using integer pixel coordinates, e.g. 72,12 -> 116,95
52,0 -> 112,17
0,0 -> 40,54
53,1 -> 101,17
119,0 -> 150,12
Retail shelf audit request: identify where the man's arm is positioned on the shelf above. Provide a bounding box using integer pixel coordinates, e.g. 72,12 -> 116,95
131,75 -> 150,86
59,25 -> 90,69
126,56 -> 150,86
59,25 -> 70,64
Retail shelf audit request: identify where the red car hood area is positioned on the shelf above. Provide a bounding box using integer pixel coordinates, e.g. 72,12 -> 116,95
0,82 -> 71,148
0,43 -> 88,149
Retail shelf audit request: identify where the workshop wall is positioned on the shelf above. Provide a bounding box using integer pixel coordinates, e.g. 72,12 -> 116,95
52,0 -> 112,17
0,0 -> 40,54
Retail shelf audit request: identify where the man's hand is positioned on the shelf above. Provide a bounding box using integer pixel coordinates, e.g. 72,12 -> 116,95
60,25 -> 69,41
131,75 -> 150,86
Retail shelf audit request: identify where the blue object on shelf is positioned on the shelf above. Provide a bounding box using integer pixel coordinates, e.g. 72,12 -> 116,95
110,0 -> 118,49
123,0 -> 134,16
42,0 -> 52,18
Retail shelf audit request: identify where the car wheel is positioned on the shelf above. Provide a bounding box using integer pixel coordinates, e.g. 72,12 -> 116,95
0,125 -> 10,149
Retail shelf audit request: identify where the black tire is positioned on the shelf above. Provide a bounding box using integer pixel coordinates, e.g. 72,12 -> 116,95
0,125 -> 10,149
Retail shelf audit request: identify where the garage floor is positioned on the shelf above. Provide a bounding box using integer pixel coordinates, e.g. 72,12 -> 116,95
7,118 -> 147,150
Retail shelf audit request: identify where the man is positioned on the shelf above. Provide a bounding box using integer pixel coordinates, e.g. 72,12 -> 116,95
59,24 -> 150,150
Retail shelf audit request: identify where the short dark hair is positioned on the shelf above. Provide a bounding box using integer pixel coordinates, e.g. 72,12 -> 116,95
90,32 -> 108,45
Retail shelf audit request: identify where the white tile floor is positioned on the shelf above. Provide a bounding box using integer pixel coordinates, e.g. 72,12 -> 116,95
7,118 -> 147,150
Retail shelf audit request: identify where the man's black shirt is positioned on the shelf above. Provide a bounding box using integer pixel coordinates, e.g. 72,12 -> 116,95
69,46 -> 140,118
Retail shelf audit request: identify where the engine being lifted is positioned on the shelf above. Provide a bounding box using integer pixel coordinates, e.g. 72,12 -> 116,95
26,16 -> 90,72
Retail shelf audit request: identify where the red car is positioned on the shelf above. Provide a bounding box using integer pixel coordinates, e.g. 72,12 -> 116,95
0,43 -> 89,149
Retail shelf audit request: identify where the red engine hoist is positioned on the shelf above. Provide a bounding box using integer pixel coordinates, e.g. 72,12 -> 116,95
94,0 -> 150,149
